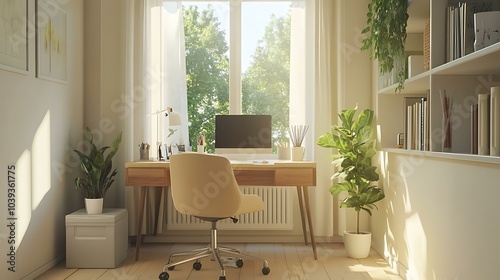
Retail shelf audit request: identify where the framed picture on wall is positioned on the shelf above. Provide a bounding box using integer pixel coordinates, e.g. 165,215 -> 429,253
0,0 -> 28,74
36,0 -> 67,83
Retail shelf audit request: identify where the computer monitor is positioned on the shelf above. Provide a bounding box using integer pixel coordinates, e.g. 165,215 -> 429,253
215,115 -> 272,155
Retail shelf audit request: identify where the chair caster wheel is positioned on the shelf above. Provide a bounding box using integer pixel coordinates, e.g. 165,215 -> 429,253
262,266 -> 271,275
159,271 -> 169,280
219,276 -> 226,280
193,261 -> 202,270
236,259 -> 244,268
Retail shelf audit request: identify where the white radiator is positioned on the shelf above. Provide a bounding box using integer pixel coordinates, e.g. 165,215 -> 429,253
166,187 -> 293,230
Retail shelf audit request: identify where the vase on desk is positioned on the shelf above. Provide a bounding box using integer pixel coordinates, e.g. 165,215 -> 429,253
197,145 -> 205,153
291,146 -> 304,161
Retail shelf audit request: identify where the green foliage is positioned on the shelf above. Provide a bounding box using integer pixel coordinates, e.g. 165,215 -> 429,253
361,0 -> 409,92
184,5 -> 229,153
183,5 -> 291,152
242,14 -> 291,145
73,127 -> 122,199
317,107 -> 384,233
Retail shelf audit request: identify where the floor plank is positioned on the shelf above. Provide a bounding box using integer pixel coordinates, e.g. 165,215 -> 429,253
35,243 -> 403,280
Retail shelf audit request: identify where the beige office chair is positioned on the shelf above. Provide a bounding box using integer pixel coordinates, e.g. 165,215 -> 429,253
159,153 -> 270,280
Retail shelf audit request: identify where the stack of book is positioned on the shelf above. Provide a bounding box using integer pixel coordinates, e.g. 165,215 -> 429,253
472,87 -> 500,156
404,96 -> 429,151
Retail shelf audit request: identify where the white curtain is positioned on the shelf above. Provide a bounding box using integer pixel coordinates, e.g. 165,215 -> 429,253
312,0 -> 335,237
290,0 -> 335,237
125,0 -> 188,235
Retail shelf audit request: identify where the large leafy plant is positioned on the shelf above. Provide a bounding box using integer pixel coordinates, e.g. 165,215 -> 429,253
74,127 -> 123,199
361,0 -> 409,92
317,107 -> 384,234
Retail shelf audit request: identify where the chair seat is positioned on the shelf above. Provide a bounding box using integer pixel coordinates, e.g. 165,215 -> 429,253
236,194 -> 265,215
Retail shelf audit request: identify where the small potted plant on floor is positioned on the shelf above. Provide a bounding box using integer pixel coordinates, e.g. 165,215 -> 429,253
74,127 -> 123,214
317,106 -> 384,258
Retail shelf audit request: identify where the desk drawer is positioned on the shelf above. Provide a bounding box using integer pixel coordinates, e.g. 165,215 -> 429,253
275,168 -> 315,186
233,170 -> 275,186
126,168 -> 169,186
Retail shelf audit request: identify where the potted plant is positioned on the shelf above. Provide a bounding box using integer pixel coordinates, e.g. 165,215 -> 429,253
361,0 -> 409,92
317,106 -> 384,258
74,127 -> 123,214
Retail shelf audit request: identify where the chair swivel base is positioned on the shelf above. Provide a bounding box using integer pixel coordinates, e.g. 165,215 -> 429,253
158,222 -> 270,280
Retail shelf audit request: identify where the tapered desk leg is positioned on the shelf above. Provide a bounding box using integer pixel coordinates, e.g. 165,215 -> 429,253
296,186 -> 308,245
302,186 -> 317,260
135,186 -> 147,261
153,187 -> 163,235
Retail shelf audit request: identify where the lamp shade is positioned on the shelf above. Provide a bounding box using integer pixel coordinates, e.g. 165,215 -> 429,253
169,111 -> 182,126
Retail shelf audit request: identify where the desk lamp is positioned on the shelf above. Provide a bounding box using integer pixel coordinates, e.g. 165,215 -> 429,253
165,108 -> 182,158
149,107 -> 182,161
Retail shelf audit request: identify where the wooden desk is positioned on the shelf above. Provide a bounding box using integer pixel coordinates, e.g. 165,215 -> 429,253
125,160 -> 317,260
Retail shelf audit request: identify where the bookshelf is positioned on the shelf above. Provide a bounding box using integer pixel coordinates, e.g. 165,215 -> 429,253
376,0 -> 500,162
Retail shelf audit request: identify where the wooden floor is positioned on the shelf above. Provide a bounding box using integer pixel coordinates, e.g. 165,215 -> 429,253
36,242 -> 403,280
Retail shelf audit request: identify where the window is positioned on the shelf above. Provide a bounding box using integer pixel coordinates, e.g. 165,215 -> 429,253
147,0 -> 311,154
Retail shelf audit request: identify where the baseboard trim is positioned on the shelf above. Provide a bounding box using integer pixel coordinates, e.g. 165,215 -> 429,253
142,234 -> 343,244
372,241 -> 408,280
22,253 -> 65,280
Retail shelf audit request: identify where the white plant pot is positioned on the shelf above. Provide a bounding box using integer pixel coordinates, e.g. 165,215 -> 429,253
343,231 -> 372,259
85,198 -> 104,214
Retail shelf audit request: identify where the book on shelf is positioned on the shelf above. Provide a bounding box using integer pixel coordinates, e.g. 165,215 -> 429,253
471,103 -> 478,154
478,92 -> 490,155
440,91 -> 453,152
403,96 -> 429,151
406,104 -> 413,150
490,87 -> 500,156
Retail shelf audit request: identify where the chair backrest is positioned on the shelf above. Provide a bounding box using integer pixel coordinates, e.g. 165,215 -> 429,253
169,153 -> 242,218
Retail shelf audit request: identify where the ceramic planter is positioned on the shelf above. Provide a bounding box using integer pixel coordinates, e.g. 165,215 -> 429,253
85,198 -> 104,214
343,231 -> 371,258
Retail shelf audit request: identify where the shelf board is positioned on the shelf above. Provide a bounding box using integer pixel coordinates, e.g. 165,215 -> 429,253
382,148 -> 500,165
432,43 -> 500,75
377,43 -> 500,94
377,71 -> 429,95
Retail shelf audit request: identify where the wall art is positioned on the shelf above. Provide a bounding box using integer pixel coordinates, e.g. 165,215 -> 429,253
36,0 -> 67,83
0,0 -> 28,73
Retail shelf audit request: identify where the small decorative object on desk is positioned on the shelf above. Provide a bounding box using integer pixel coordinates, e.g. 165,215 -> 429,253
197,135 -> 206,153
289,125 -> 309,161
440,90 -> 453,152
139,142 -> 150,160
277,141 -> 290,160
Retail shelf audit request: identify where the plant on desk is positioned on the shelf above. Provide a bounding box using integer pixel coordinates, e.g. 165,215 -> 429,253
74,127 -> 122,214
317,106 -> 384,258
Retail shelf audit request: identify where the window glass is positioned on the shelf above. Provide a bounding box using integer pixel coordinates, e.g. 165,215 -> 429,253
182,1 -> 292,153
241,2 -> 291,146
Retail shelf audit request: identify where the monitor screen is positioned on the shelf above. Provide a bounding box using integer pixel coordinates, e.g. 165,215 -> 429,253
215,115 -> 272,154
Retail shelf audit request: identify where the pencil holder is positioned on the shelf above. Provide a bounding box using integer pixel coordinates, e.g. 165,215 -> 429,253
277,147 -> 291,160
139,148 -> 150,160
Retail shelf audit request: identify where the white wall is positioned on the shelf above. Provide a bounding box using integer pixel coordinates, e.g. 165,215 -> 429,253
372,152 -> 500,279
0,1 -> 84,279
334,0 -> 373,234
84,0 -> 127,209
